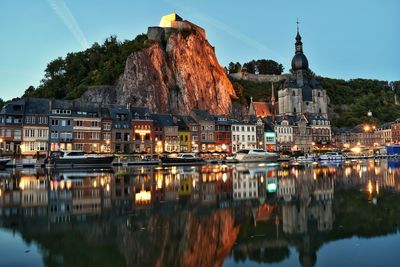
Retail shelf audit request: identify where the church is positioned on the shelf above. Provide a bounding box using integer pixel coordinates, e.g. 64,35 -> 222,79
277,25 -> 328,119
248,23 -> 332,152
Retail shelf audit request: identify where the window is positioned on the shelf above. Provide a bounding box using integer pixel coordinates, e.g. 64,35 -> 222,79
38,117 -> 47,124
14,130 -> 21,140
25,116 -> 35,124
24,129 -> 35,137
292,90 -> 296,96
90,132 -> 100,140
28,142 -> 35,151
74,132 -> 84,139
6,129 -> 11,137
51,119 -> 59,126
265,136 -> 274,143
37,142 -> 47,151
75,120 -> 83,127
51,131 -> 59,139
37,129 -> 48,138
103,122 -> 111,130
91,121 -> 99,127
74,144 -> 83,151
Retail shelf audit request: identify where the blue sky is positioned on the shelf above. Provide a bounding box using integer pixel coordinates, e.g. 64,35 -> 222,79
0,0 -> 399,100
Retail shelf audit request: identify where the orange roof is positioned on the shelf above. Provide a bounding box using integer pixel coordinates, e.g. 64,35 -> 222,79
252,102 -> 272,117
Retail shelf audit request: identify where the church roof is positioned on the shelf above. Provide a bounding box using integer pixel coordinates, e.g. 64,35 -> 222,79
252,102 -> 272,117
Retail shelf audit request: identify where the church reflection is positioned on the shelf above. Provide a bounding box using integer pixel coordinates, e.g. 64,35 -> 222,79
0,159 -> 400,267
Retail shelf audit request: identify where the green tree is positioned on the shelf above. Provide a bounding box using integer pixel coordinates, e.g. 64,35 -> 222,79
23,85 -> 36,97
228,62 -> 242,74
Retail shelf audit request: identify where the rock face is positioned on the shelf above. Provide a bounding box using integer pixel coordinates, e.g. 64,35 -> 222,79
81,23 -> 237,115
118,208 -> 240,267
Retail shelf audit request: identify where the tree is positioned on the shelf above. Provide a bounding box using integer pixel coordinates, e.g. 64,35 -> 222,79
243,59 -> 284,75
256,59 -> 284,75
23,85 -> 36,97
21,34 -> 151,100
228,62 -> 242,74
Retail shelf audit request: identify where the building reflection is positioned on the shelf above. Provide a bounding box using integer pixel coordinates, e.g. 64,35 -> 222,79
0,159 -> 399,267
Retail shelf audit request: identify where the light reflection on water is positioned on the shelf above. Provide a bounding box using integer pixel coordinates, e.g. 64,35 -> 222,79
0,159 -> 399,267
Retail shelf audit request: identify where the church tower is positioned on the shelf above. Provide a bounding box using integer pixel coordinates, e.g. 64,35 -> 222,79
277,20 -> 328,119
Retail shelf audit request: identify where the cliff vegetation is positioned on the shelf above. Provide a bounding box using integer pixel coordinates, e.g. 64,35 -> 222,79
23,34 -> 152,99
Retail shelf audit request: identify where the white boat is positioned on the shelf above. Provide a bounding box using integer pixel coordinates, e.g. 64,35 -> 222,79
318,152 -> 344,161
231,149 -> 279,163
294,154 -> 315,163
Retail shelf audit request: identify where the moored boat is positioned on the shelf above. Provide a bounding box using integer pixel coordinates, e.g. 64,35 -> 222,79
160,153 -> 205,165
48,151 -> 114,168
231,149 -> 279,163
293,154 -> 315,163
318,151 -> 344,161
0,158 -> 10,169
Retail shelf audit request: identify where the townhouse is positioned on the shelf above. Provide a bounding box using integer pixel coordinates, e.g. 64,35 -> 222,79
0,99 -> 24,155
49,99 -> 74,152
72,102 -> 102,153
174,115 -> 196,152
191,109 -> 215,152
21,98 -> 49,157
214,116 -> 232,154
131,107 -> 154,154
152,114 -> 179,153
108,105 -> 132,153
231,119 -> 257,153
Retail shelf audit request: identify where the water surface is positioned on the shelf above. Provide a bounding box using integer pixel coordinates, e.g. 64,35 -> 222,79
1,159 -> 399,267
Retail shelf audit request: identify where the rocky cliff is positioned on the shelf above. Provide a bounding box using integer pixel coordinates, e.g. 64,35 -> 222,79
81,23 -> 237,115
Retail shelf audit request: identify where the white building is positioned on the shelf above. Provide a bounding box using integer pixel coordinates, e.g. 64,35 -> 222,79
233,168 -> 258,200
231,120 -> 257,153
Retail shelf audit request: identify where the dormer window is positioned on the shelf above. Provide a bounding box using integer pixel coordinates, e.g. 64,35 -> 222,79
134,112 -> 139,120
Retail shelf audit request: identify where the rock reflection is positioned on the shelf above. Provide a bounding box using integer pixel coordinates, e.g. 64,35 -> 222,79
0,159 -> 399,267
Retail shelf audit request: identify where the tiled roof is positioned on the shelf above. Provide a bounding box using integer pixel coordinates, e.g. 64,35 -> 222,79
151,114 -> 177,127
252,102 -> 272,117
25,98 -> 50,115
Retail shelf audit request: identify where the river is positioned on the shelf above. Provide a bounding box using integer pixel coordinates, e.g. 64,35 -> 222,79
0,159 -> 399,267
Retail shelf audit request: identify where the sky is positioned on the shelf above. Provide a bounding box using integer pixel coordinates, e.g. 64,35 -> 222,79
0,0 -> 399,100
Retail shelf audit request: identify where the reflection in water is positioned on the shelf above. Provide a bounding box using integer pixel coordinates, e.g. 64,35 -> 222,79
0,159 -> 400,267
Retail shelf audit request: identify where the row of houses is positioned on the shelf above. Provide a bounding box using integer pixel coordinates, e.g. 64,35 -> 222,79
0,98 -> 335,157
333,120 -> 400,149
